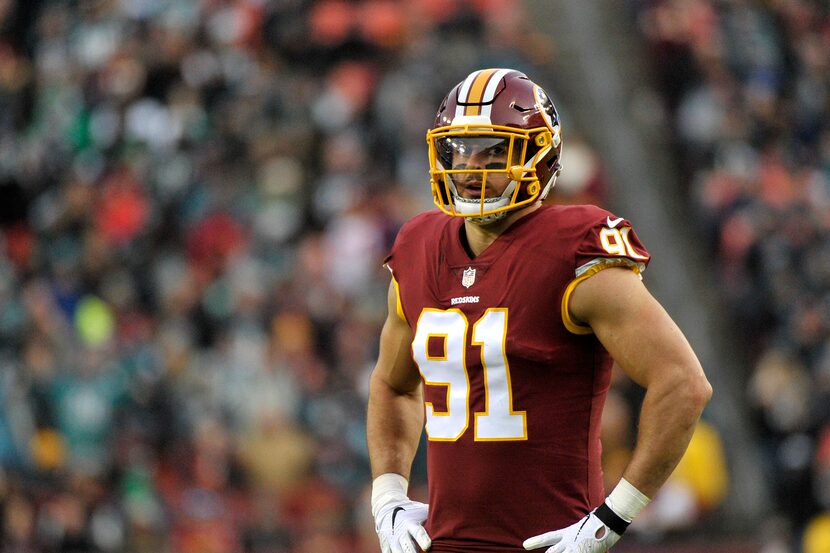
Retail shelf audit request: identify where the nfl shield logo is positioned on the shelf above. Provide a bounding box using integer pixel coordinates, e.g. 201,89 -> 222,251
462,267 -> 476,288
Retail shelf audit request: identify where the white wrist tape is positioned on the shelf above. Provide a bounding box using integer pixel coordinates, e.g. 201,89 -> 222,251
606,478 -> 651,522
371,473 -> 409,518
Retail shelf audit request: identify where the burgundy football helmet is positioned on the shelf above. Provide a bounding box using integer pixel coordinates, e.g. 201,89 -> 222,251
427,68 -> 562,224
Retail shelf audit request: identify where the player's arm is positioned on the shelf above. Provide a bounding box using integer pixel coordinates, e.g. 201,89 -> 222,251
368,279 -> 423,480
569,267 -> 712,499
524,266 -> 711,552
367,279 -> 431,553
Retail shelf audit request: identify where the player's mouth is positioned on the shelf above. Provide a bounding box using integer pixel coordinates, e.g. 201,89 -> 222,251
459,182 -> 490,199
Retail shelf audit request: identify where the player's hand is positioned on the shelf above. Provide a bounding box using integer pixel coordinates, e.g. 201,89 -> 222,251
522,508 -> 621,553
374,498 -> 431,553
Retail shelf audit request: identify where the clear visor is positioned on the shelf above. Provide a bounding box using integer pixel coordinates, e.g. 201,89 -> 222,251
435,135 -> 520,172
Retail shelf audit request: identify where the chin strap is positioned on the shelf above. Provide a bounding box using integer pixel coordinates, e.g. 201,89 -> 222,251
468,211 -> 509,225
451,196 -> 509,225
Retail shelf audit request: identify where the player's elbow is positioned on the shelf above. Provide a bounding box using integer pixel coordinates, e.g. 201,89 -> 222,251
652,363 -> 712,422
680,369 -> 712,418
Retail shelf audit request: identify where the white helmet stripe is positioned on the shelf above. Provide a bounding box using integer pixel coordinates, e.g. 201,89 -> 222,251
454,70 -> 479,119
479,68 -> 512,118
454,68 -> 511,119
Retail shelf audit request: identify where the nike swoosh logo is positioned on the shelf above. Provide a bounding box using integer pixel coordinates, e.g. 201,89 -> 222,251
576,516 -> 591,537
606,216 -> 624,228
391,506 -> 405,528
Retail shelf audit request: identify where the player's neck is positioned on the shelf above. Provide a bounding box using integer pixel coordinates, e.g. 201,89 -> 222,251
463,202 -> 541,257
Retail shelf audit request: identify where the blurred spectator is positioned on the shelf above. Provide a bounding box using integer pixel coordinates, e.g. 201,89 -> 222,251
634,0 -> 830,548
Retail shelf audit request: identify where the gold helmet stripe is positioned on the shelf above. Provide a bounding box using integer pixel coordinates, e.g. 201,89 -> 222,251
455,68 -> 507,118
464,69 -> 498,115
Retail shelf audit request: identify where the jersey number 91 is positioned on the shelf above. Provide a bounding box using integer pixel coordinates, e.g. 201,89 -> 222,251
412,308 -> 528,442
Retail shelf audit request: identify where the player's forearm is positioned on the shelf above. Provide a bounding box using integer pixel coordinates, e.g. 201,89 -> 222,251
622,368 -> 711,498
367,371 -> 424,479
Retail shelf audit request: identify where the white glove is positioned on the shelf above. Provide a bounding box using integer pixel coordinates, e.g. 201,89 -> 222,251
375,497 -> 431,553
523,479 -> 650,553
371,473 -> 431,553
522,505 -> 622,553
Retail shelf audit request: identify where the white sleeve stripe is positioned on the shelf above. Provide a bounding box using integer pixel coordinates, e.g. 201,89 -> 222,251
575,257 -> 645,278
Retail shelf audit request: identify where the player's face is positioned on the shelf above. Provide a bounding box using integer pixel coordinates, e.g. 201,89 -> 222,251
439,136 -> 516,199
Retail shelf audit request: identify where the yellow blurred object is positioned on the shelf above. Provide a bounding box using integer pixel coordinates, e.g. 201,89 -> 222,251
671,420 -> 729,509
30,428 -> 66,471
75,295 -> 115,346
803,512 -> 830,553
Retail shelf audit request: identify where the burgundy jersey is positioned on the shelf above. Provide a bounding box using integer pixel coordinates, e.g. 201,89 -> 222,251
384,204 -> 650,552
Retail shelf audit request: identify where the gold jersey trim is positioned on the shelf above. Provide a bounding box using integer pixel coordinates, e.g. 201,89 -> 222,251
561,260 -> 643,335
391,275 -> 407,324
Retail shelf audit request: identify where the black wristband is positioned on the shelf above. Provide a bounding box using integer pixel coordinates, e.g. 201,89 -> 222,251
594,502 -> 630,535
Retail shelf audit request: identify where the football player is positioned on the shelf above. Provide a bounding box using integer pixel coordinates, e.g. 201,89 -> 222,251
367,68 -> 712,553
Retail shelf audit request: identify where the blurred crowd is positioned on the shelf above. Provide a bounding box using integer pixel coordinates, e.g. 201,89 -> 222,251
632,0 -> 830,551
0,1 -> 614,552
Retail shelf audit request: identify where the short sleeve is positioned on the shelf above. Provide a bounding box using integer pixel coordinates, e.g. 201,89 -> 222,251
561,213 -> 651,335
573,214 -> 650,277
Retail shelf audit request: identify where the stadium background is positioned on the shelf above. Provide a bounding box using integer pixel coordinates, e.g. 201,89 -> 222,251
0,0 -> 828,551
